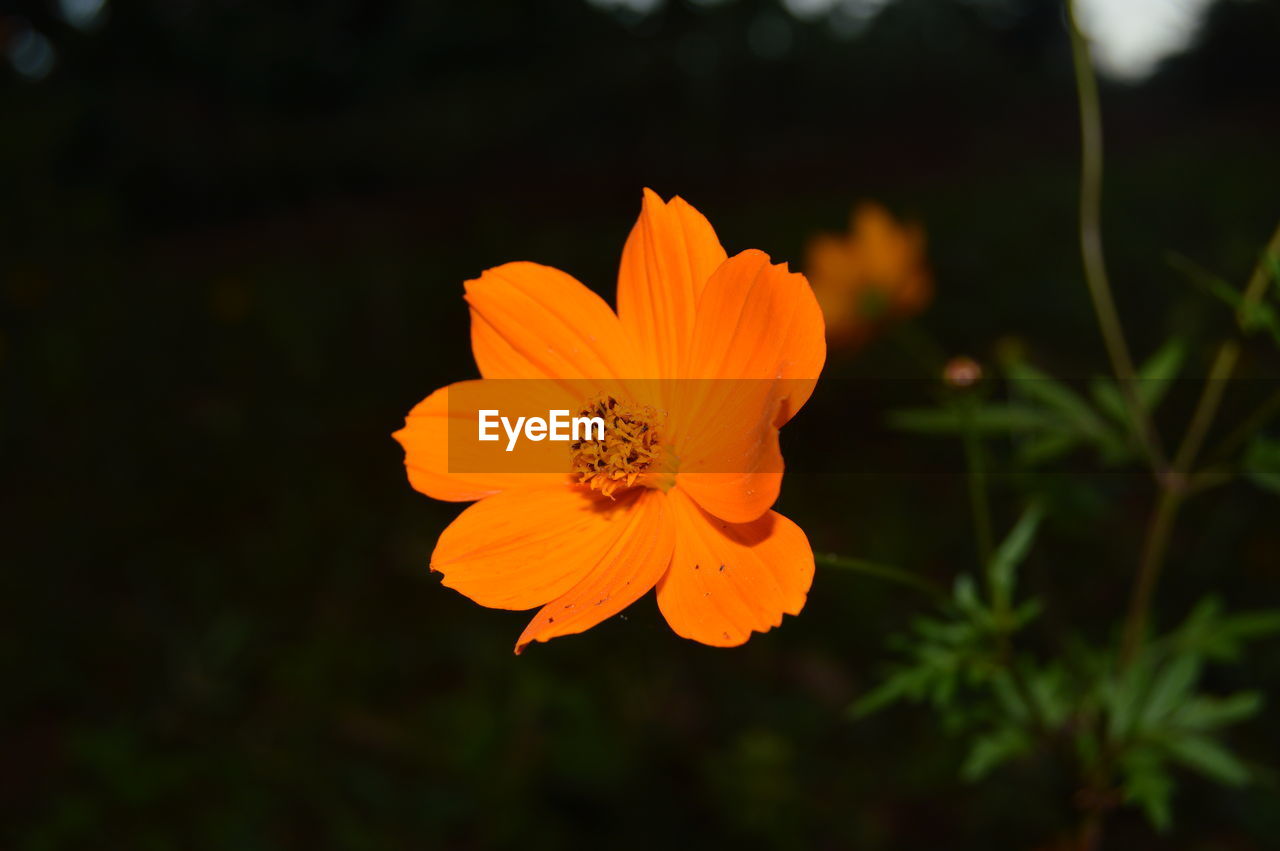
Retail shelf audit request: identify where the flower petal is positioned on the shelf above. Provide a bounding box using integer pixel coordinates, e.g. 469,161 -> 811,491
466,261 -> 642,388
516,488 -> 673,653
670,377 -> 785,524
616,189 -> 728,378
394,381 -> 569,502
656,488 -> 814,647
666,250 -> 824,524
683,248 -> 826,425
432,485 -> 652,611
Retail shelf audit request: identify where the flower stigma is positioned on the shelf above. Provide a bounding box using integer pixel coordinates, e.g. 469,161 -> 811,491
569,394 -> 669,497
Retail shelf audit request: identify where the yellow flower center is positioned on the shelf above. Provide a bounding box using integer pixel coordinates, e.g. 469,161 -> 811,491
569,394 -> 665,497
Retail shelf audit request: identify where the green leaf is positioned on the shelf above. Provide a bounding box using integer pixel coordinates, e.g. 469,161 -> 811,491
1087,340 -> 1183,454
990,669 -> 1029,722
911,616 -> 974,646
1163,735 -> 1250,786
1011,598 -> 1044,627
1243,302 -> 1280,341
1200,268 -> 1280,341
952,574 -> 985,620
1243,436 -> 1280,495
1107,655 -> 1156,743
1027,663 -> 1072,728
1006,361 -> 1107,433
886,405 -> 1054,435
849,667 -> 929,718
1139,654 -> 1200,729
1171,601 -> 1280,662
961,727 -> 1033,781
1173,692 -> 1263,730
1016,430 -> 1083,465
1121,749 -> 1174,832
1089,376 -> 1128,426
1167,253 -> 1280,342
1136,338 -> 1187,411
987,503 -> 1044,612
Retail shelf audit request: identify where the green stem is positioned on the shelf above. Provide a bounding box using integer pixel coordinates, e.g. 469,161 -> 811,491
1238,221 -> 1280,326
1119,486 -> 1183,664
1185,466 -> 1234,497
1067,3 -> 1165,476
959,394 -> 995,569
1119,340 -> 1239,663
1173,341 -> 1240,475
815,554 -> 944,599
1207,387 -> 1280,464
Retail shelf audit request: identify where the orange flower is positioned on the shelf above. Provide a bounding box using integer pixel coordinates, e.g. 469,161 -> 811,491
805,202 -> 931,346
393,189 -> 826,653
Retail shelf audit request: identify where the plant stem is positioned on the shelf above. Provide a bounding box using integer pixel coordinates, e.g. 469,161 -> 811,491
1185,466 -> 1234,497
1077,810 -> 1104,851
1119,340 -> 1240,663
1119,485 -> 1183,664
815,553 -> 945,599
1173,341 -> 1240,475
959,394 -> 995,569
1067,3 -> 1165,476
1207,387 -> 1280,463
1238,221 -> 1280,325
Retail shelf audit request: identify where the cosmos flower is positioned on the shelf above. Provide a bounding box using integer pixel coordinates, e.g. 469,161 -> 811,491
805,202 -> 931,347
394,189 -> 825,652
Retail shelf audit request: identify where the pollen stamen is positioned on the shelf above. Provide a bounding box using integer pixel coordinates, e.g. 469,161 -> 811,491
569,394 -> 665,497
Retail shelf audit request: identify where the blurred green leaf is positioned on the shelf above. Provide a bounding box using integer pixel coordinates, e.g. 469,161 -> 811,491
1169,599 -> 1280,662
1172,692 -> 1263,731
1005,361 -> 1096,426
1026,663 -> 1072,728
1139,654 -> 1200,729
987,503 -> 1044,612
1136,338 -> 1187,411
1090,376 -> 1128,426
1012,598 -> 1044,628
852,572 -> 1016,721
952,574 -> 988,624
1174,255 -> 1280,342
990,669 -> 1029,722
849,667 -> 929,718
1162,735 -> 1250,786
1089,339 -> 1184,460
1243,435 -> 1280,494
961,727 -> 1033,781
1007,361 -> 1132,461
1105,655 -> 1155,743
1121,750 -> 1174,832
1015,430 -> 1082,465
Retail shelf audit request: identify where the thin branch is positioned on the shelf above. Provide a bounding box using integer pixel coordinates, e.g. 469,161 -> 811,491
959,395 -> 995,570
1119,487 -> 1182,664
1120,340 -> 1239,663
1238,221 -> 1280,326
1173,341 -> 1241,476
1067,4 -> 1166,476
1207,387 -> 1280,464
815,553 -> 944,600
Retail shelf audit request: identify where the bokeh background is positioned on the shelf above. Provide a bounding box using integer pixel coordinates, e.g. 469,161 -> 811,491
4,0 -> 1280,847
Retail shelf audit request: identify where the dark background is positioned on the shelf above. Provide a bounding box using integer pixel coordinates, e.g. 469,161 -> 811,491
4,0 -> 1280,847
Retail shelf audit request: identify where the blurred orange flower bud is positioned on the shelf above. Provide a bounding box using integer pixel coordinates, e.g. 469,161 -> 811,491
943,355 -> 982,388
805,202 -> 932,348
